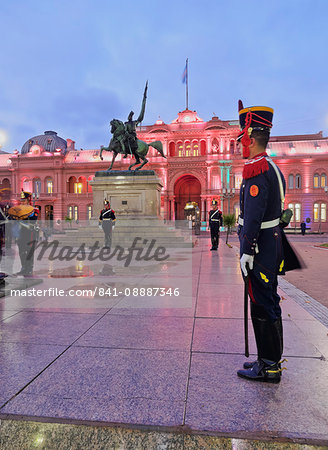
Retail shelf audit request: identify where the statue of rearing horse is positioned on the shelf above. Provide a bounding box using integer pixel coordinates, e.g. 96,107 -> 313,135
100,119 -> 166,171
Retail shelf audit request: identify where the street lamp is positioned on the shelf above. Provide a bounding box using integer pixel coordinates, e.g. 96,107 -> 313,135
32,192 -> 39,207
222,187 -> 235,214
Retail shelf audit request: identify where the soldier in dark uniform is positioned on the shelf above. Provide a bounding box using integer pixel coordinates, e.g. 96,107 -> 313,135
11,191 -> 39,277
208,200 -> 223,250
99,200 -> 116,249
236,102 -> 287,383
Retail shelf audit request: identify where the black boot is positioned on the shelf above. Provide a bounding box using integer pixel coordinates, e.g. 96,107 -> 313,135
238,359 -> 281,383
238,304 -> 283,383
243,314 -> 284,369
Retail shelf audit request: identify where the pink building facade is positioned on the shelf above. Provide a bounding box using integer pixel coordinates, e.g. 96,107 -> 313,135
1,110 -> 328,231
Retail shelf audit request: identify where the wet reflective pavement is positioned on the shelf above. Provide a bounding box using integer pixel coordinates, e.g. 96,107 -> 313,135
0,237 -> 328,448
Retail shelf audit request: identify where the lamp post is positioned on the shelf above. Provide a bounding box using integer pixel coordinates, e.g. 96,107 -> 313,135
222,187 -> 235,214
32,192 -> 39,207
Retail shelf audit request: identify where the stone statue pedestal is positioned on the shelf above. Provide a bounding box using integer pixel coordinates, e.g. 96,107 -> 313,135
90,170 -> 163,217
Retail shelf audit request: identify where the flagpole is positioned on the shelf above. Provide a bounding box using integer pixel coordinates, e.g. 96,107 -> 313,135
186,58 -> 188,110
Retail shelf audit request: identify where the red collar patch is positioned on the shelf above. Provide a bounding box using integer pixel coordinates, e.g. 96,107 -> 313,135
243,152 -> 269,179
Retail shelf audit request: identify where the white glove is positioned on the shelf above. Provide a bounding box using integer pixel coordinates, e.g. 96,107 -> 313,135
240,253 -> 254,277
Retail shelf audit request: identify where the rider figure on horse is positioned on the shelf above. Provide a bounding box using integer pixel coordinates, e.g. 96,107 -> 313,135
123,81 -> 148,158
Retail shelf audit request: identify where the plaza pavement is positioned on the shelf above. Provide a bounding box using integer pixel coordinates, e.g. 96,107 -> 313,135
0,234 -> 328,449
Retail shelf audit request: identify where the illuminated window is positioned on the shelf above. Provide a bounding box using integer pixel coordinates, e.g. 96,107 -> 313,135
233,204 -> 240,221
314,174 -> 320,188
74,183 -> 83,194
288,174 -> 294,189
321,173 -> 327,188
295,174 -> 301,189
185,141 -> 191,157
314,203 -> 319,221
87,205 -> 93,220
177,142 -> 183,157
68,206 -> 78,220
321,203 -> 327,222
235,174 -> 243,189
192,141 -> 199,156
288,203 -> 301,222
314,203 -> 327,222
295,203 -> 301,221
46,179 -> 53,194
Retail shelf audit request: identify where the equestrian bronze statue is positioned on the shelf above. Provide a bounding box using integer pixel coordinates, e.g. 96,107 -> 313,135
100,82 -> 166,171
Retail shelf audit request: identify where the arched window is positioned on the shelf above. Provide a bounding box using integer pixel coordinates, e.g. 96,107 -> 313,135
2,178 -> 10,188
295,174 -> 301,189
22,178 -> 32,193
211,138 -> 220,154
68,176 -> 77,193
321,173 -> 327,188
45,177 -> 53,194
33,178 -> 41,197
314,173 -> 320,188
177,141 -> 183,157
74,176 -> 86,194
169,142 -> 175,157
192,141 -> 199,156
185,141 -> 191,157
288,174 -> 294,189
200,140 -> 206,156
229,139 -> 235,154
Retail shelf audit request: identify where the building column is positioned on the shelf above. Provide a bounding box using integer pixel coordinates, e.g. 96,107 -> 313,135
163,139 -> 168,157
163,193 -> 169,221
169,196 -> 176,221
201,195 -> 207,222
206,198 -> 211,216
207,136 -> 211,154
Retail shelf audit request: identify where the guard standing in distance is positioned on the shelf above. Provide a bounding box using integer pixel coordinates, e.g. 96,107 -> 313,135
99,200 -> 116,249
236,101 -> 287,383
208,200 -> 222,250
8,191 -> 39,277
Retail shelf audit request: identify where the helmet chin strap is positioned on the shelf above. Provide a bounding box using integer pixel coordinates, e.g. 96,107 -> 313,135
241,111 -> 252,158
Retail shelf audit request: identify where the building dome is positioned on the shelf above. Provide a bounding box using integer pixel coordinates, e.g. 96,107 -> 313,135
21,131 -> 67,154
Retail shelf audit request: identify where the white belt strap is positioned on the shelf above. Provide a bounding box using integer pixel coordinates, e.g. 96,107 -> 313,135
238,217 -> 280,229
266,157 -> 285,212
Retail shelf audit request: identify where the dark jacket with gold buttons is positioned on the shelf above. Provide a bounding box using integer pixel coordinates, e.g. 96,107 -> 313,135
239,157 -> 285,280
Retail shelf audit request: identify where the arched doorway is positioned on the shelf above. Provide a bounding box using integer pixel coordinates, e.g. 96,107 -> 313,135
174,175 -> 201,220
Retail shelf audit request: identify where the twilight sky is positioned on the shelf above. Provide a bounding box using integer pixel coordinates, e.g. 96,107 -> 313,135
1,0 -> 328,152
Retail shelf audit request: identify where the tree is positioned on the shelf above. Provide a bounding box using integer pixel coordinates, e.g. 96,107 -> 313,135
223,213 -> 236,247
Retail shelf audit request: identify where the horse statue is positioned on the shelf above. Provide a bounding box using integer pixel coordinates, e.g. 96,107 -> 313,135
100,119 -> 166,171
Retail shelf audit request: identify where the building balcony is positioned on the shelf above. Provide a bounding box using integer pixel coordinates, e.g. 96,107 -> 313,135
65,192 -> 93,198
